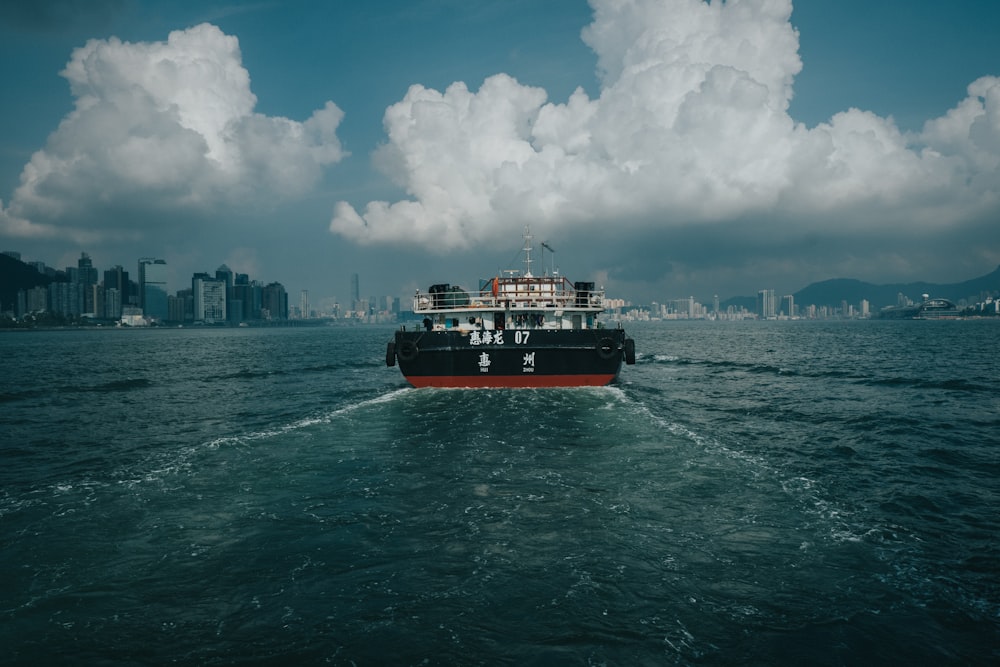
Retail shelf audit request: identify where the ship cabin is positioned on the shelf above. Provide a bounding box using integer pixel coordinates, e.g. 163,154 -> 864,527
411,274 -> 606,332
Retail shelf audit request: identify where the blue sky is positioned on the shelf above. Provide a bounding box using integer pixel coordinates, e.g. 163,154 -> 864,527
1,0 -> 998,306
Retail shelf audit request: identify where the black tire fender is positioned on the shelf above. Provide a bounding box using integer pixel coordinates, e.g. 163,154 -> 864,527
624,338 -> 636,365
397,339 -> 419,362
385,342 -> 396,367
597,336 -> 617,359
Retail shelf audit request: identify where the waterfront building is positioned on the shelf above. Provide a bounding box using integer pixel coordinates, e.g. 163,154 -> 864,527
167,294 -> 187,322
49,281 -> 82,317
104,265 -> 128,318
781,295 -> 795,318
216,264 -> 235,320
193,274 -> 227,323
757,289 -> 776,319
121,305 -> 146,326
232,282 -> 257,320
78,253 -> 99,315
26,285 -> 48,313
104,288 -> 121,320
90,284 -> 104,319
262,282 -> 288,320
138,258 -> 169,322
351,273 -> 360,313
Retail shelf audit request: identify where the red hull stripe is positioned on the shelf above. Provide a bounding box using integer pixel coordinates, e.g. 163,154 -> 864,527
405,374 -> 617,388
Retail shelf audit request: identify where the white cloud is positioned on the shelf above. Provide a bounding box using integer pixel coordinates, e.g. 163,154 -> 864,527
331,0 -> 1000,255
1,23 -> 346,242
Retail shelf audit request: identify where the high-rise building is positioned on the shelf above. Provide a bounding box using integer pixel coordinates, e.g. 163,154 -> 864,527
233,279 -> 261,321
104,288 -> 121,320
77,253 -> 99,315
193,273 -> 227,323
300,290 -> 309,319
262,282 -> 288,320
216,264 -> 234,320
138,258 -> 168,321
26,286 -> 48,313
782,295 -> 795,318
167,294 -> 187,322
350,273 -> 360,312
49,281 -> 82,317
104,265 -> 128,318
757,289 -> 776,319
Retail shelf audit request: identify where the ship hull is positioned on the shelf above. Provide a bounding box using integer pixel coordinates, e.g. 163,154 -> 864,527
389,329 -> 631,388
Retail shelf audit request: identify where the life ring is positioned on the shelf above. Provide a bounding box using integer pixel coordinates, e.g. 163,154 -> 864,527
397,339 -> 419,362
597,337 -> 617,359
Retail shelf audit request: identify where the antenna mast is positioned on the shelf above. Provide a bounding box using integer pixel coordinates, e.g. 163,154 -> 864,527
523,226 -> 533,278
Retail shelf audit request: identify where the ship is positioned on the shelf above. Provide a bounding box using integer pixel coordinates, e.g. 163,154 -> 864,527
386,229 -> 635,388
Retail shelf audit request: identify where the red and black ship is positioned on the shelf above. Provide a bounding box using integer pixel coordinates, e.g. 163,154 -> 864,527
386,230 -> 635,388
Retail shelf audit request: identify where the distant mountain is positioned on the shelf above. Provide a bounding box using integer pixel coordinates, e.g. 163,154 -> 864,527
793,265 -> 1000,310
0,254 -> 52,311
719,265 -> 1000,312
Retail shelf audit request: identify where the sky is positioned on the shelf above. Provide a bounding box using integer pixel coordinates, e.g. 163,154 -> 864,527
1,0 -> 998,306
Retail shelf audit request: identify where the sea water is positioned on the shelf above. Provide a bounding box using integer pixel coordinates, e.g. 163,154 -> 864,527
1,321 -> 997,665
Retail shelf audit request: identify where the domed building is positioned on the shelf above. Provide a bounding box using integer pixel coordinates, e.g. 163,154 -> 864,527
876,296 -> 959,319
916,298 -> 959,318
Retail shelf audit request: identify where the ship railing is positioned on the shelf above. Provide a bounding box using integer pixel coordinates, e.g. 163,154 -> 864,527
411,286 -> 604,313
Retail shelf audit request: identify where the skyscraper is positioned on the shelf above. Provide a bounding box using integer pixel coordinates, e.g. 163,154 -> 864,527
104,265 -> 128,319
350,273 -> 360,313
216,264 -> 234,320
78,253 -> 98,315
193,273 -> 227,323
757,289 -> 776,319
138,258 -> 168,322
262,282 -> 288,320
782,295 -> 795,318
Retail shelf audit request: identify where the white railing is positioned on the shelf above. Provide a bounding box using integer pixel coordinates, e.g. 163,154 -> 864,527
412,278 -> 604,314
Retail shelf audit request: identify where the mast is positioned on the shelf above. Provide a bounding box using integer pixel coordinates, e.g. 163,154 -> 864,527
523,226 -> 533,278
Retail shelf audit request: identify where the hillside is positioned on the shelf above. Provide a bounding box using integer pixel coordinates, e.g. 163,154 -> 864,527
0,254 -> 52,311
793,265 -> 1000,310
719,265 -> 1000,312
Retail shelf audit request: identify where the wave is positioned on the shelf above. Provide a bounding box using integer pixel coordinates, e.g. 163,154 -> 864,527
0,378 -> 154,403
203,387 -> 413,449
213,360 -> 374,382
859,376 -> 994,393
82,378 -> 154,393
639,353 -> 997,395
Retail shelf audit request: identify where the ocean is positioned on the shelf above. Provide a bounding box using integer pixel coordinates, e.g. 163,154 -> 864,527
1,320 -> 997,665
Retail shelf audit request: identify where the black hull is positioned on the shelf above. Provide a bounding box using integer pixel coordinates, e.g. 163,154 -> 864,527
388,328 -> 633,388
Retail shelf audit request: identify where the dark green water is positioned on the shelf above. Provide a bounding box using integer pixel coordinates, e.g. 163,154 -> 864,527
2,321 -> 997,665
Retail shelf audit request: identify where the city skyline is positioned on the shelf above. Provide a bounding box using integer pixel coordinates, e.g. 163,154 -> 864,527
2,249 -> 297,324
5,245 -> 996,326
1,1 -> 998,304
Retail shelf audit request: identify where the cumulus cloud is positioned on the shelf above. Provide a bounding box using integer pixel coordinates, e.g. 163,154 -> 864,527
331,0 -> 1000,258
1,23 -> 345,242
